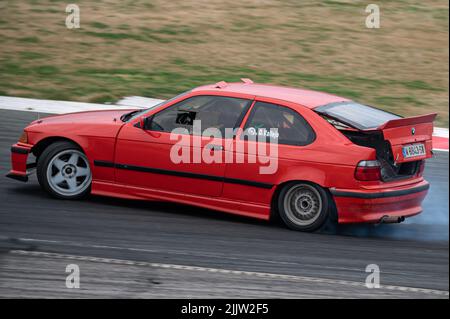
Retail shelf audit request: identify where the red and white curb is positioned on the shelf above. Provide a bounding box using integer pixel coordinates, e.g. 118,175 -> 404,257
432,127 -> 449,152
0,95 -> 448,152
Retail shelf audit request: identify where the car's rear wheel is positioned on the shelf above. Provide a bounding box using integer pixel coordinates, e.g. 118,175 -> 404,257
37,141 -> 92,199
277,182 -> 330,232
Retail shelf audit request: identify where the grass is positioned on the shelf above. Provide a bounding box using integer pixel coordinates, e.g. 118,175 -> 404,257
89,22 -> 109,29
19,51 -> 47,60
0,0 -> 448,126
17,36 -> 40,43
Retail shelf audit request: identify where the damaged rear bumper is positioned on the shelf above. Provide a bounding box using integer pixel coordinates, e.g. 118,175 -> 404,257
331,180 -> 430,224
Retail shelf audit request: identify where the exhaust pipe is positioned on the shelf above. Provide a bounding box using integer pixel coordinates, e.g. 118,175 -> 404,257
379,215 -> 405,224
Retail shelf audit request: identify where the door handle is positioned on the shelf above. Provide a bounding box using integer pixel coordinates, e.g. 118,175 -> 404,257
205,144 -> 224,151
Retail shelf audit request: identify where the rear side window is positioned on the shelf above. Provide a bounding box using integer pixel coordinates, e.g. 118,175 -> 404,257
243,102 -> 316,146
315,101 -> 401,130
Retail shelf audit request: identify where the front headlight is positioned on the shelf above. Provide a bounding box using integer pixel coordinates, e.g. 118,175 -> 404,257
18,131 -> 28,144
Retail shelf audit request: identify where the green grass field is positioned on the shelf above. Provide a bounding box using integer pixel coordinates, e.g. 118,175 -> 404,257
0,0 -> 448,126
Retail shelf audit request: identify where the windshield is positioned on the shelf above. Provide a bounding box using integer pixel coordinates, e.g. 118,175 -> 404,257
315,101 -> 402,130
125,90 -> 192,122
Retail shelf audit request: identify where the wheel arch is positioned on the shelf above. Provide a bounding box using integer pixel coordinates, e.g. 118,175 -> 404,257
31,136 -> 85,160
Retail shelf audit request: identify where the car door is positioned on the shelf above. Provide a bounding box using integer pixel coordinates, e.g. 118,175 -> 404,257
114,94 -> 252,197
222,99 -> 316,203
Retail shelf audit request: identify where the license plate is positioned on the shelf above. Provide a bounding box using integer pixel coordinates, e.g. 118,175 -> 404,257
402,143 -> 426,158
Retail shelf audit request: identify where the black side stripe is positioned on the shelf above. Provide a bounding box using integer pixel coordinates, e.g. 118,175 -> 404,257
222,177 -> 273,189
94,160 -> 115,168
94,160 -> 273,189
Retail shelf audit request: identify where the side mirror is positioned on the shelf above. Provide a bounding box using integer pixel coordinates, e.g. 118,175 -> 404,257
137,116 -> 161,137
139,117 -> 146,129
136,116 -> 151,130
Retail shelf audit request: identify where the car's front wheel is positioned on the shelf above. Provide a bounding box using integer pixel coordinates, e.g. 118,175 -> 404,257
277,182 -> 330,232
37,141 -> 92,199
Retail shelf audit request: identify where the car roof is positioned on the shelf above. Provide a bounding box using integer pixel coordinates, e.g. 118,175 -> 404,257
192,81 -> 350,109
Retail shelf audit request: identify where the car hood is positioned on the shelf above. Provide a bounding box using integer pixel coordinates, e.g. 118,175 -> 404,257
29,109 -> 137,126
25,109 -> 140,142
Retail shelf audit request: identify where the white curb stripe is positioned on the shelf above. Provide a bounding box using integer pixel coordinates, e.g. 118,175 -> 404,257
0,95 -> 159,114
116,96 -> 165,109
10,250 -> 449,297
434,127 -> 449,138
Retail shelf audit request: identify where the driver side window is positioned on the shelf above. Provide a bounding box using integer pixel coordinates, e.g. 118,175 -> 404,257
149,95 -> 251,136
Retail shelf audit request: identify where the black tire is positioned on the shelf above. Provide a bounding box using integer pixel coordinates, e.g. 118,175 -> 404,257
277,182 -> 330,232
37,141 -> 91,199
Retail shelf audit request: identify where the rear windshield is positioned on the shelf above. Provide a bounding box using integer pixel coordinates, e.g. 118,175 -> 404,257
315,101 -> 402,130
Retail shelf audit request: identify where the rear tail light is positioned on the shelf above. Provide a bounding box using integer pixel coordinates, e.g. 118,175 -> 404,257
417,160 -> 425,176
355,160 -> 381,181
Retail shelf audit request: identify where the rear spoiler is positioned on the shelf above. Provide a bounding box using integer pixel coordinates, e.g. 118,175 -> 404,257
376,113 -> 437,130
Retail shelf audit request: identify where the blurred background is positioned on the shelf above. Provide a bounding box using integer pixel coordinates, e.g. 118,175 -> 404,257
0,0 -> 448,126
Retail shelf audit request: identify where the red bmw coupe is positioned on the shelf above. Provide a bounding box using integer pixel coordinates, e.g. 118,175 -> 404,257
7,80 -> 436,231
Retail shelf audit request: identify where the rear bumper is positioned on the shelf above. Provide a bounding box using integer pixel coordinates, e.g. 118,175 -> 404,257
331,180 -> 429,223
6,144 -> 34,182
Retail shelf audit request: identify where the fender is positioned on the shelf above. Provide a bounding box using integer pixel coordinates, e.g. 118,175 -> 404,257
27,121 -> 124,182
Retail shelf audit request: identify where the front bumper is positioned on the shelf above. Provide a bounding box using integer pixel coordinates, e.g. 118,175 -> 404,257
6,144 -> 34,182
331,180 -> 429,223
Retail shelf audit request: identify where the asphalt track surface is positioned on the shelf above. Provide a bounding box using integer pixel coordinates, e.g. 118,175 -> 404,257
0,109 -> 448,298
